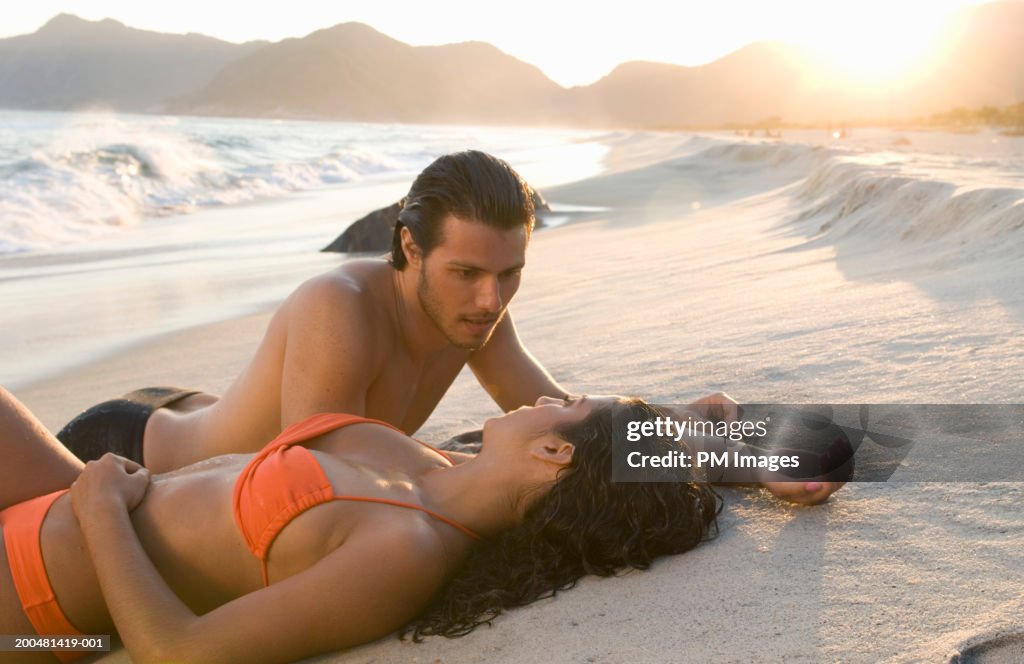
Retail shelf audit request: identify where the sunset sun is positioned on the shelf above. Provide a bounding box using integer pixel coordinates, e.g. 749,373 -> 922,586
794,6 -> 955,86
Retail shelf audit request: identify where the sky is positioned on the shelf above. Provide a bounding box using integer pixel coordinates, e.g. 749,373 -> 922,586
1,0 -> 996,87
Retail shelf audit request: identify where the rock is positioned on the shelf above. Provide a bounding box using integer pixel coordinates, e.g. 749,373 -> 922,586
532,189 -> 551,216
321,202 -> 401,253
322,189 -> 551,253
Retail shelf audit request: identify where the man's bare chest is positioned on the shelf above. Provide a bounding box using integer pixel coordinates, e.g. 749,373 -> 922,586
364,350 -> 468,433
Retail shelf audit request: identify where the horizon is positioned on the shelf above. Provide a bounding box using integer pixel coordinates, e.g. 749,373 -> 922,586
1,0 -> 999,88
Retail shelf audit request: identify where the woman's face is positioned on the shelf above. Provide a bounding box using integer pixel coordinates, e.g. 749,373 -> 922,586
483,394 -> 621,446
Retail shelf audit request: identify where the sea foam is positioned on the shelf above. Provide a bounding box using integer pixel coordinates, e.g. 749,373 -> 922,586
0,114 -> 409,252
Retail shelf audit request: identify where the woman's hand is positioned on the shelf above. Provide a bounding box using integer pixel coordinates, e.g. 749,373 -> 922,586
71,452 -> 151,519
760,481 -> 846,506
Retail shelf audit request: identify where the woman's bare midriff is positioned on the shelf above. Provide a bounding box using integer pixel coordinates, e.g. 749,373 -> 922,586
38,454 -> 271,635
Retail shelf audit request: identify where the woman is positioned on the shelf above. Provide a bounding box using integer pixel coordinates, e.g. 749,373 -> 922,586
0,388 -> 718,663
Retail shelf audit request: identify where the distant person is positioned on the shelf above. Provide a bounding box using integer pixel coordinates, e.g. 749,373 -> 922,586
57,150 -> 841,506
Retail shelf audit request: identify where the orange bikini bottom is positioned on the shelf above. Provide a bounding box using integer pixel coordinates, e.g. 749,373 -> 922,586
1,489 -> 88,663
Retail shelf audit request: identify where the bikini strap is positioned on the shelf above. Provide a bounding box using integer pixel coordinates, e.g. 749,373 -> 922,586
272,413 -> 456,464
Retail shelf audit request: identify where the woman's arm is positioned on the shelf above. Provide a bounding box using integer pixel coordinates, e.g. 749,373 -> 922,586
72,454 -> 449,663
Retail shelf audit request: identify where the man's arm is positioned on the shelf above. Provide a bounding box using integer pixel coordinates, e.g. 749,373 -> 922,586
278,276 -> 383,427
468,313 -> 570,412
672,392 -> 742,424
669,392 -> 845,505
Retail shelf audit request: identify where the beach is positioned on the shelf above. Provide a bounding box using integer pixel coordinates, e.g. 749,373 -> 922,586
6,121 -> 1024,662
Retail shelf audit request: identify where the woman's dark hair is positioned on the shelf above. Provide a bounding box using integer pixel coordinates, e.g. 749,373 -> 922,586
405,398 -> 720,639
390,150 -> 535,270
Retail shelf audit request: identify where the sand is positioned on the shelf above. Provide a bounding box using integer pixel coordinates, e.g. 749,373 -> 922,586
12,131 -> 1024,663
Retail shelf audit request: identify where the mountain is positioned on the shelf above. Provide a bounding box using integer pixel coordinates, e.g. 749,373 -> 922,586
560,42 -> 821,127
566,0 -> 1024,127
0,14 -> 265,111
2,3 -> 1023,126
174,22 -> 563,123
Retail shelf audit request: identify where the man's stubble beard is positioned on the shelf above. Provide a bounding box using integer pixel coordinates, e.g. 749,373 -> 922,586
417,265 -> 503,351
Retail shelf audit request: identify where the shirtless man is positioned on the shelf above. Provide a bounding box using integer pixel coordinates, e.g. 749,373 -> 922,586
59,151 -> 567,473
58,150 -> 841,505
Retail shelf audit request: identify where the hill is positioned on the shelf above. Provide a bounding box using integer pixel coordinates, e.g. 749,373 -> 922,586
0,14 -> 265,111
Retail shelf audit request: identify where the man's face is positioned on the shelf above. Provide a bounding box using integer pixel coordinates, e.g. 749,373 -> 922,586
416,215 -> 527,350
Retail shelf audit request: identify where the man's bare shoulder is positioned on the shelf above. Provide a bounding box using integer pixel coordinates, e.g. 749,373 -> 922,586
264,259 -> 402,424
271,259 -> 400,369
283,259 -> 395,323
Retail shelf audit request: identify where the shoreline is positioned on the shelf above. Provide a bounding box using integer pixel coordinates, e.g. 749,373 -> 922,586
6,103 -> 1020,137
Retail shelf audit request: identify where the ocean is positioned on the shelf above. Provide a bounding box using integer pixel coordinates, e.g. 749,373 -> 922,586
0,110 -> 607,388
0,110 -> 612,252
2,110 -> 1021,390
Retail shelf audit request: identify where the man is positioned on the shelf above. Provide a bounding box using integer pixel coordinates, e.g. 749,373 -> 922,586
59,151 -> 840,505
59,151 -> 566,473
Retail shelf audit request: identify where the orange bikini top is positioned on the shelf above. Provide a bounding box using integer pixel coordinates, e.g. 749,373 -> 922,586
232,413 -> 480,586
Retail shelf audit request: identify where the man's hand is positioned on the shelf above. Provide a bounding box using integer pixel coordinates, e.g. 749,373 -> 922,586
71,453 -> 151,517
760,481 -> 846,506
685,391 -> 741,423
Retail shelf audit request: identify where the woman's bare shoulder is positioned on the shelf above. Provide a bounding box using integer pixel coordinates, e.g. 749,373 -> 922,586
357,506 -> 460,564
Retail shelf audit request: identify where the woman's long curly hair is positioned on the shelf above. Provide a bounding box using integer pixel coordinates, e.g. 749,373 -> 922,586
405,398 -> 720,640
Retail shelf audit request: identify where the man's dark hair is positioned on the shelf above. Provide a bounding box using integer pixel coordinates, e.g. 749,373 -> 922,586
390,151 -> 535,270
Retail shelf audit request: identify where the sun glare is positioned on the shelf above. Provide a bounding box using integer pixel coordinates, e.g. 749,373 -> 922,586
797,8 -> 953,87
